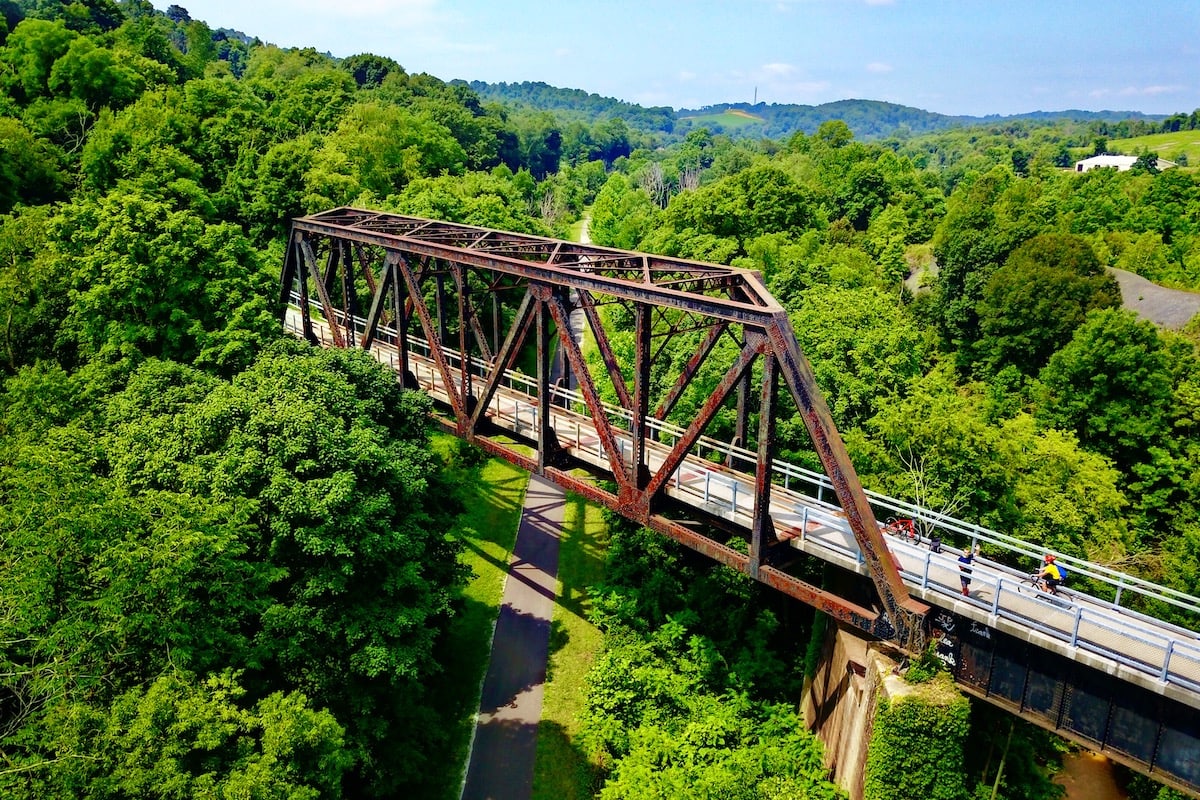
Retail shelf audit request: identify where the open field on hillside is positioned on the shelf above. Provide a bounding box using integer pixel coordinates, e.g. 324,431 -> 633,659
678,108 -> 764,129
1109,130 -> 1200,165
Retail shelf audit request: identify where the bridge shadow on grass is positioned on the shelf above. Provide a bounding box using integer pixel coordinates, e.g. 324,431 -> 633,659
553,491 -> 609,623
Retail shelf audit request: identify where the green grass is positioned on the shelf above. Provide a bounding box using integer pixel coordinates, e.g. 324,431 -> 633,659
568,216 -> 588,242
531,493 -> 610,800
1107,130 -> 1200,166
425,436 -> 529,799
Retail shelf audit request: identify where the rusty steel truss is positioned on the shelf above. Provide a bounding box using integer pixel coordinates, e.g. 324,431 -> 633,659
279,207 -> 928,649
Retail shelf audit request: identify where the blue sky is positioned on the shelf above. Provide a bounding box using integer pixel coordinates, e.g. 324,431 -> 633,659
159,0 -> 1199,117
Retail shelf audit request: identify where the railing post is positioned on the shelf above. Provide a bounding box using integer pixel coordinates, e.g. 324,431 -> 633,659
1160,640 -> 1175,682
730,479 -> 739,514
1071,606 -> 1084,647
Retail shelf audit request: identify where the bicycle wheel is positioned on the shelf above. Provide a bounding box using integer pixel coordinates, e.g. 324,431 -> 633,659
1017,576 -> 1044,596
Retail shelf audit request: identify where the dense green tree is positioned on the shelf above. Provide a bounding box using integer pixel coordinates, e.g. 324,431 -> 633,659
0,206 -> 65,369
788,285 -> 929,432
0,115 -> 64,210
1037,308 -> 1174,473
47,34 -> 143,108
644,162 -> 818,260
389,170 -> 547,234
304,101 -> 466,208
342,51 -> 401,88
1,17 -> 77,102
975,232 -> 1121,375
51,192 -> 279,372
589,172 -> 657,250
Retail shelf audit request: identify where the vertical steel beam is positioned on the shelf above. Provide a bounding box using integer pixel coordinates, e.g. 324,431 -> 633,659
631,302 -> 652,489
454,262 -> 472,412
749,354 -> 778,579
730,342 -> 751,468
340,240 -> 357,347
393,253 -> 411,386
536,292 -> 553,472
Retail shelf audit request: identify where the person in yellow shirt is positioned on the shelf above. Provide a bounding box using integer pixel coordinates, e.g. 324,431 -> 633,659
1039,554 -> 1064,596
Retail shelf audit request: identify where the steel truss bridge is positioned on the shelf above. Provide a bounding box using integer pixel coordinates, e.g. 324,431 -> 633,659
280,208 -> 1200,795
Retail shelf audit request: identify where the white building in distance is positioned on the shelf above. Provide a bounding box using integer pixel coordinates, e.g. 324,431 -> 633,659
1074,154 -> 1176,172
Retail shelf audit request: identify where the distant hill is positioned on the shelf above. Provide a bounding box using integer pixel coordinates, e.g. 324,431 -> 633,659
467,80 -> 1165,141
465,80 -> 677,134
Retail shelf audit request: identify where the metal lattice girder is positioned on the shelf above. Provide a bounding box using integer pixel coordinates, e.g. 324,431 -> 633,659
279,208 -> 929,648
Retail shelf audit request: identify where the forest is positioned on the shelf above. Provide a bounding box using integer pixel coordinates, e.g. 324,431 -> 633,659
1,1 -> 1199,798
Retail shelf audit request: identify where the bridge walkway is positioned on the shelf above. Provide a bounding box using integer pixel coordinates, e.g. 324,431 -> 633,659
285,308 -> 1200,711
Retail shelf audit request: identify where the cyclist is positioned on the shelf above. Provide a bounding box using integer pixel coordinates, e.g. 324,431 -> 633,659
1038,554 -> 1064,596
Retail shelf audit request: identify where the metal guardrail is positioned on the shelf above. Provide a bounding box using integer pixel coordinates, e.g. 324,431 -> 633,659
288,303 -> 1200,691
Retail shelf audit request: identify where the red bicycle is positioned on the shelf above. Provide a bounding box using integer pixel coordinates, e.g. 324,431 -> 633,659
882,517 -> 921,546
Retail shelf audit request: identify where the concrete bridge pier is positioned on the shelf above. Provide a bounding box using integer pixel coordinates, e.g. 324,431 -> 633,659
802,623 -> 896,800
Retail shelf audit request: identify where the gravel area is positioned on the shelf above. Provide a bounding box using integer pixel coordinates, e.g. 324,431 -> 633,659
1109,267 -> 1200,330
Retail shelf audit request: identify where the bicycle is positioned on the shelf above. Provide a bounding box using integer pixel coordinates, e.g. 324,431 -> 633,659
882,516 -> 921,546
1018,572 -> 1072,604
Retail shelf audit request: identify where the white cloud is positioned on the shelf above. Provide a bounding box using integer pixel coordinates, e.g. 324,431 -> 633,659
762,62 -> 797,77
679,70 -> 697,82
1092,84 -> 1184,99
866,61 -> 893,73
554,48 -> 571,58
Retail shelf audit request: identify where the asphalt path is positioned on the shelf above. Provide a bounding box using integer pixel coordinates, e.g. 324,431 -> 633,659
460,475 -> 564,800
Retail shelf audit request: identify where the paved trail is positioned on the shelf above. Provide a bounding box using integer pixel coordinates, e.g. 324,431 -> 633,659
459,475 -> 565,799
460,216 -> 588,799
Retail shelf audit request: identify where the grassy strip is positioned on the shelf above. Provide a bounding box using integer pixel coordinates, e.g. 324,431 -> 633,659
531,492 -> 610,800
1108,130 -> 1200,164
425,435 -> 529,799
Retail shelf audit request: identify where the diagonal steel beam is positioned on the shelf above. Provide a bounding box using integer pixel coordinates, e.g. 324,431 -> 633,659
540,286 -> 632,495
396,252 -> 466,424
653,320 -> 728,421
300,237 -> 345,349
576,289 -> 634,410
469,290 -> 536,433
765,310 -> 927,646
641,334 -> 765,505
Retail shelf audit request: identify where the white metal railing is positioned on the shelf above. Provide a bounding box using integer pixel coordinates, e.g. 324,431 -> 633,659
286,302 -> 1200,691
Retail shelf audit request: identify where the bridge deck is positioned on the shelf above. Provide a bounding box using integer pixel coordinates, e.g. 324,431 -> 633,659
286,308 -> 1200,712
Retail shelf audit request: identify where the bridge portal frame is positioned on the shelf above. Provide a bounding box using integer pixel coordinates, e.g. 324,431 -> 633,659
280,208 -> 929,650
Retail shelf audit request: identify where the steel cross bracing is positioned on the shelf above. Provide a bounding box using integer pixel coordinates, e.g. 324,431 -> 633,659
279,208 -> 930,650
